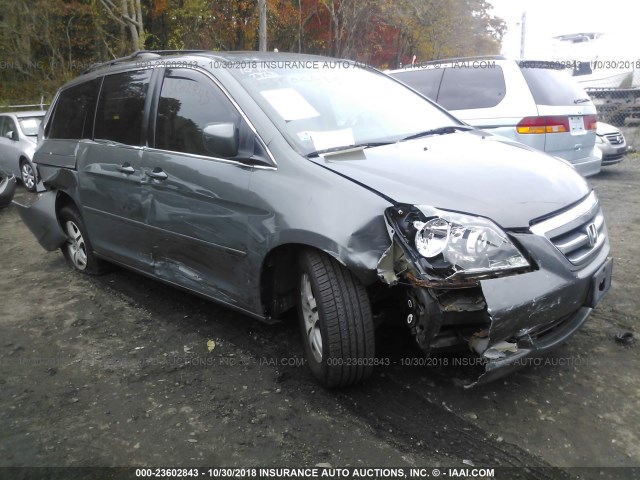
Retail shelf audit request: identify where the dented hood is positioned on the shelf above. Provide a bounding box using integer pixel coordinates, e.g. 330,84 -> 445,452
312,131 -> 590,229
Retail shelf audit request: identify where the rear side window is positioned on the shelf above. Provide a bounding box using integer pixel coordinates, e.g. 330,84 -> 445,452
519,66 -> 590,106
95,70 -> 151,146
392,69 -> 444,101
437,66 -> 506,110
48,79 -> 100,140
154,68 -> 239,157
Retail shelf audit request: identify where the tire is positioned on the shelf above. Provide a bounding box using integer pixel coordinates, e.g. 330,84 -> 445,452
297,249 -> 375,388
20,159 -> 36,192
59,205 -> 108,275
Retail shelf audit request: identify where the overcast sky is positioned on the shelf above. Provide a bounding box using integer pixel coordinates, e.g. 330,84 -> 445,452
488,0 -> 640,59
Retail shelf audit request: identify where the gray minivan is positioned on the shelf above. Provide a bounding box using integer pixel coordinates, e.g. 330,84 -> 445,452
18,51 -> 612,388
388,57 -> 602,177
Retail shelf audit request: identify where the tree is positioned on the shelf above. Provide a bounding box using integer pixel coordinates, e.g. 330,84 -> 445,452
0,0 -> 507,104
96,0 -> 145,51
0,0 -> 96,103
382,0 -> 506,67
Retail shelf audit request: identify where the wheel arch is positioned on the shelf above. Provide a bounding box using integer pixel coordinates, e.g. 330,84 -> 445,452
259,238 -> 381,320
55,190 -> 79,226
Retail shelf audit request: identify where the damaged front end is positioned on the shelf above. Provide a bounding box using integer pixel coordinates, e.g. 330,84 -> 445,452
378,196 -> 612,387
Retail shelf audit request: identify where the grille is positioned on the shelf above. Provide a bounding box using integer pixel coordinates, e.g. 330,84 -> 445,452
604,133 -> 624,145
530,191 -> 607,266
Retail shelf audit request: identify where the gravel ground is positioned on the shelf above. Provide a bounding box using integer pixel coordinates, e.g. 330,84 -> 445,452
0,141 -> 638,479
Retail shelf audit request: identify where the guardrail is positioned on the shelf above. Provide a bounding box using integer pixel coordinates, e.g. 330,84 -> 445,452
0,96 -> 49,111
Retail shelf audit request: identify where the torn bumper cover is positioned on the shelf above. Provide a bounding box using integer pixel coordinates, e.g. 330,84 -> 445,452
13,190 -> 67,251
378,201 -> 613,386
473,254 -> 612,386
0,171 -> 16,209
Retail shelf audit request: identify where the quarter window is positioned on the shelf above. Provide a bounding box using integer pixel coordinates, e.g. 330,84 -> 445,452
155,69 -> 239,157
392,69 -> 444,101
48,79 -> 100,139
95,70 -> 151,146
437,66 -> 506,110
520,67 -> 590,106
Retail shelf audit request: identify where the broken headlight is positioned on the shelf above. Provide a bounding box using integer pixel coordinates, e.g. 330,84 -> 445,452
413,211 -> 529,274
386,205 -> 530,282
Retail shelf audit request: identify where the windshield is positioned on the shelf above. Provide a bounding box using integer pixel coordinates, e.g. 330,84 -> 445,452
18,116 -> 43,136
229,61 -> 456,155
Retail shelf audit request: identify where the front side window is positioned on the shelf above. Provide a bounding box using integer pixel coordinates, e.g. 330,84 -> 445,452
48,80 -> 100,140
95,70 -> 151,146
155,68 -> 240,157
437,66 -> 506,110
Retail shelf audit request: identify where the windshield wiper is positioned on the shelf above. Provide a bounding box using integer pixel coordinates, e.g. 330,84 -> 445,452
574,98 -> 591,104
401,125 -> 473,142
306,141 -> 393,158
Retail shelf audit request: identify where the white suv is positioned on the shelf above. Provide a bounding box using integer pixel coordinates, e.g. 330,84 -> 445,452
388,57 -> 602,177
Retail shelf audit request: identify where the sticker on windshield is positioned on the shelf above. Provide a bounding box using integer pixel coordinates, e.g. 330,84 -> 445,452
309,128 -> 355,152
260,88 -> 320,121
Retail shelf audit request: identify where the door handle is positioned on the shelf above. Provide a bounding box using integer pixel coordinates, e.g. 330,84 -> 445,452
147,168 -> 168,181
118,163 -> 135,174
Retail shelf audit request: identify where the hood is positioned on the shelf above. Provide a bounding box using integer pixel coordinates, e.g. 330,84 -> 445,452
312,130 -> 590,229
596,122 -> 620,136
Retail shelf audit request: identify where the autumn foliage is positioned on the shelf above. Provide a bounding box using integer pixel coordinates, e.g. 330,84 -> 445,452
0,0 -> 505,104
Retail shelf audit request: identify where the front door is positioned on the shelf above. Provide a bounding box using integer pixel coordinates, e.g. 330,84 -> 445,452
142,68 -> 255,307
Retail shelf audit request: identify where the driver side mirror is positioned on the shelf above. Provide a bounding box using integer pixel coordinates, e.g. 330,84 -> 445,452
5,131 -> 18,141
202,123 -> 238,158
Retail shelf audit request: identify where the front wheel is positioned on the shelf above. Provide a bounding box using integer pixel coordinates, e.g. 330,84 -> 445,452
59,205 -> 108,275
297,250 -> 375,388
20,160 -> 36,192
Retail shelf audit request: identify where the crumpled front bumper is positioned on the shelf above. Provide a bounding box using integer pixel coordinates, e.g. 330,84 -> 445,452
471,252 -> 613,386
378,205 -> 613,387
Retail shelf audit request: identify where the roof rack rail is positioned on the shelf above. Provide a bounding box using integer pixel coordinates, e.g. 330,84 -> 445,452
423,55 -> 506,64
81,49 -> 209,75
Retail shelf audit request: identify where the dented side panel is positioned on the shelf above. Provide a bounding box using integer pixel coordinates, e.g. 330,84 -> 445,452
245,141 -> 394,310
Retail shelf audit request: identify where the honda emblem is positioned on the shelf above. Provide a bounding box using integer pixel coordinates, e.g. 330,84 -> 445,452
586,223 -> 598,248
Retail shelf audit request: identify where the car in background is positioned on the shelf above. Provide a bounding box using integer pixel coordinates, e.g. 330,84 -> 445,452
596,121 -> 627,165
0,111 -> 46,192
388,57 -> 602,177
0,168 -> 16,209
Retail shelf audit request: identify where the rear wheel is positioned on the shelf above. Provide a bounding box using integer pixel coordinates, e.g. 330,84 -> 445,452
20,160 -> 36,192
297,249 -> 375,388
59,205 -> 108,275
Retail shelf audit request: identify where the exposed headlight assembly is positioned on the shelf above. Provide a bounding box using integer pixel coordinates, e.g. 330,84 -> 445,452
384,205 -> 530,285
